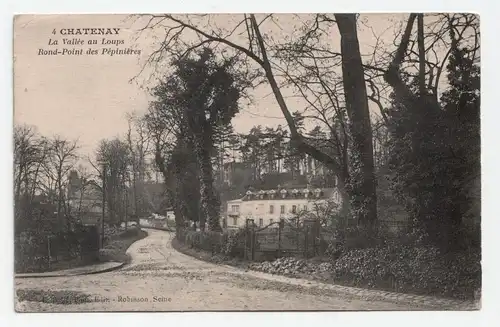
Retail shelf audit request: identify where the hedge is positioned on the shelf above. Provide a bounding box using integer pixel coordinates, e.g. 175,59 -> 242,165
330,244 -> 481,299
174,226 -> 480,299
176,228 -> 246,258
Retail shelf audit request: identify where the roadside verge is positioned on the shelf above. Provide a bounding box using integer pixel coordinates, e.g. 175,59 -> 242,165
15,227 -> 148,278
170,236 -> 480,310
15,261 -> 125,278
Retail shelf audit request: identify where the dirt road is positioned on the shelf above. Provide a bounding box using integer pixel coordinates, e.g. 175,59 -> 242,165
14,229 -> 466,312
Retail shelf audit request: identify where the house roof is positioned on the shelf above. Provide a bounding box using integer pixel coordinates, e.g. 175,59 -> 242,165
240,187 -> 336,201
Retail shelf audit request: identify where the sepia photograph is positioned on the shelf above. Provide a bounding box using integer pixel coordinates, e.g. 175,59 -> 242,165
13,13 -> 481,312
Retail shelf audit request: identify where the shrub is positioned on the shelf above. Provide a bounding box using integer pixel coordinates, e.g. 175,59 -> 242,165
176,228 -> 246,259
98,228 -> 147,263
15,226 -> 101,273
331,244 -> 481,299
117,226 -> 141,239
221,229 -> 246,258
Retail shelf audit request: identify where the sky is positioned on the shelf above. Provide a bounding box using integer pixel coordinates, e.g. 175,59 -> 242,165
13,13 -> 407,157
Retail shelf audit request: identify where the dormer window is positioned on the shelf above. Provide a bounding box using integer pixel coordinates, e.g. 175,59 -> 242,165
259,190 -> 266,199
303,188 -> 310,198
292,189 -> 299,198
269,189 -> 276,199
246,190 -> 253,200
280,189 -> 287,199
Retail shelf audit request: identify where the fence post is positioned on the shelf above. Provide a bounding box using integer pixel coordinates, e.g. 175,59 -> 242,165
47,236 -> 51,270
246,219 -> 255,261
311,224 -> 316,257
250,222 -> 255,261
304,225 -> 308,258
296,218 -> 300,252
244,219 -> 248,260
313,219 -> 320,257
278,218 -> 284,257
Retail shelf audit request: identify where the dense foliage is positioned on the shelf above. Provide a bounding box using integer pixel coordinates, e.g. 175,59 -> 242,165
175,225 -> 480,299
386,38 -> 480,251
331,244 -> 480,299
148,47 -> 250,231
176,228 -> 246,259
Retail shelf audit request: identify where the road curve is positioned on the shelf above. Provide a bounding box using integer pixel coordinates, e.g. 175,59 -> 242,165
15,228 -> 447,311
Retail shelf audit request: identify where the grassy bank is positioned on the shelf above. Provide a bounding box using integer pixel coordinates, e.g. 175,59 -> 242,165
98,227 -> 148,264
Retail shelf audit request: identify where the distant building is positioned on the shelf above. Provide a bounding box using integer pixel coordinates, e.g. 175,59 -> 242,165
166,210 -> 175,221
225,186 -> 342,229
67,170 -> 103,226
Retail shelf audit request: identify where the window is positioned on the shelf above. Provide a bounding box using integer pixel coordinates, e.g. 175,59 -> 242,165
231,205 -> 240,212
259,218 -> 263,227
303,204 -> 308,211
269,205 -> 274,214
280,205 -> 285,214
232,217 -> 238,225
292,205 -> 297,214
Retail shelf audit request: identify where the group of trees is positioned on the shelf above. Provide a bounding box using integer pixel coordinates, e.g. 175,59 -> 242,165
145,48 -> 250,231
213,125 -> 338,190
14,113 -> 166,234
384,14 -> 480,248
14,125 -> 79,233
90,114 -> 170,227
15,13 -> 479,253
138,13 -> 480,251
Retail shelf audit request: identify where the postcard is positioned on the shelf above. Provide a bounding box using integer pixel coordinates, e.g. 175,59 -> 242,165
13,13 -> 481,312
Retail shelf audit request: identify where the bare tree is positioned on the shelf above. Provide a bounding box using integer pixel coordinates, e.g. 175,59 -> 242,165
126,112 -> 152,218
135,13 -> 378,225
14,126 -> 45,198
45,136 -> 79,229
95,138 -> 131,227
14,125 -> 51,231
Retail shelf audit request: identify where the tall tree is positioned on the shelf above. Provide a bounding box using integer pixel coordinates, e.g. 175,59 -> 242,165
95,138 -> 130,227
137,13 -> 378,226
126,112 -> 152,218
334,14 -> 377,226
14,125 -> 50,233
146,48 -> 250,231
381,13 -> 480,250
47,136 -> 79,229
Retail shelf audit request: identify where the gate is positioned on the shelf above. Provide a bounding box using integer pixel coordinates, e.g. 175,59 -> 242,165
243,218 -> 321,261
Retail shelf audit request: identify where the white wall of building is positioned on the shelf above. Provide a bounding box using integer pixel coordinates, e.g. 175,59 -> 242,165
226,188 -> 341,229
166,210 -> 175,221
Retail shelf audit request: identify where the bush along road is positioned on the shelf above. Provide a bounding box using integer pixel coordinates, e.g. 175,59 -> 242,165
15,229 -> 477,312
98,226 -> 149,264
174,227 -> 481,302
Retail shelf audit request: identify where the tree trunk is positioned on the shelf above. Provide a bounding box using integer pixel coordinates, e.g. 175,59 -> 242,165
155,139 -> 186,230
57,168 -> 65,230
336,176 -> 351,220
195,135 -> 221,231
335,14 -> 378,226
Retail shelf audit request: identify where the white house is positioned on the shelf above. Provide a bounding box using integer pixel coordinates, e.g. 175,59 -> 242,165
225,187 -> 342,229
166,210 -> 175,221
